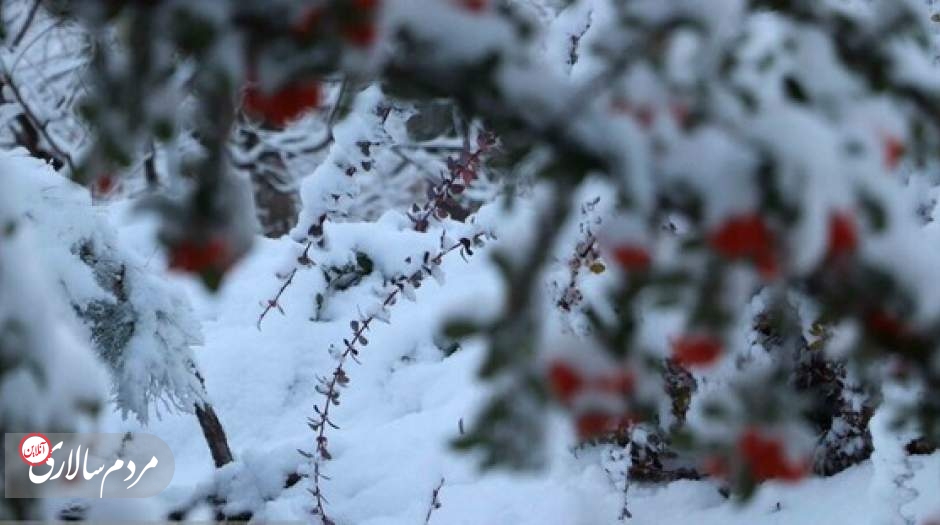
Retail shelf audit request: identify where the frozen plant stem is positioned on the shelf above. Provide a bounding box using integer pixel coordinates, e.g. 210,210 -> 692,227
307,232 -> 488,524
257,240 -> 314,329
408,132 -> 495,232
424,477 -> 445,525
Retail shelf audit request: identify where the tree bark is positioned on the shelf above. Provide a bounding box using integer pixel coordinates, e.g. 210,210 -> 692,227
194,402 -> 234,468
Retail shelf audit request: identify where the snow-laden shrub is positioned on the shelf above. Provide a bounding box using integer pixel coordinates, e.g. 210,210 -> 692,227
0,151 -> 108,519
2,150 -> 204,422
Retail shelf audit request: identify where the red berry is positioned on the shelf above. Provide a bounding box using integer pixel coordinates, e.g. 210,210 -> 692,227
92,174 -> 119,198
460,0 -> 487,11
243,80 -> 321,128
575,413 -> 613,439
611,245 -> 651,271
709,213 -> 772,258
738,428 -> 808,482
168,237 -> 232,274
342,21 -> 376,47
883,135 -> 905,171
709,213 -> 777,279
866,310 -> 908,340
672,334 -> 723,368
827,211 -> 858,258
595,370 -> 635,395
548,361 -> 583,404
574,412 -> 633,440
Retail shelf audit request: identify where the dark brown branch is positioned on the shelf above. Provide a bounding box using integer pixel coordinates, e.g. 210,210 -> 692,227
192,372 -> 234,469
194,403 -> 234,468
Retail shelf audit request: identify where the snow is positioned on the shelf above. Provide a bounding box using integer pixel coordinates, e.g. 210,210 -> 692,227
90,198 -> 940,524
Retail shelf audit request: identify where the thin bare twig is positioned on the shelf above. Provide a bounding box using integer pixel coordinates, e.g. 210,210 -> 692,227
296,78 -> 349,155
423,477 -> 445,525
10,0 -> 41,48
0,58 -> 76,174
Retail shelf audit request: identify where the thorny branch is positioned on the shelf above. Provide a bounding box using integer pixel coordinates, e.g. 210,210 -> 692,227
306,231 -> 489,524
257,240 -> 315,329
408,131 -> 495,232
258,132 -> 495,329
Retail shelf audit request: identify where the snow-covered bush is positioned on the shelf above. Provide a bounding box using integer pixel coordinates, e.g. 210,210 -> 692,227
2,152 -> 205,421
0,151 -> 108,519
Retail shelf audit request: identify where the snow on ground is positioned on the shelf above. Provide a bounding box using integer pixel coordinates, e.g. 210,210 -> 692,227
99,205 -> 940,524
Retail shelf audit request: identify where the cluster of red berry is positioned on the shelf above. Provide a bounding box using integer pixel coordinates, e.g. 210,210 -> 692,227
548,360 -> 636,439
705,427 -> 810,483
